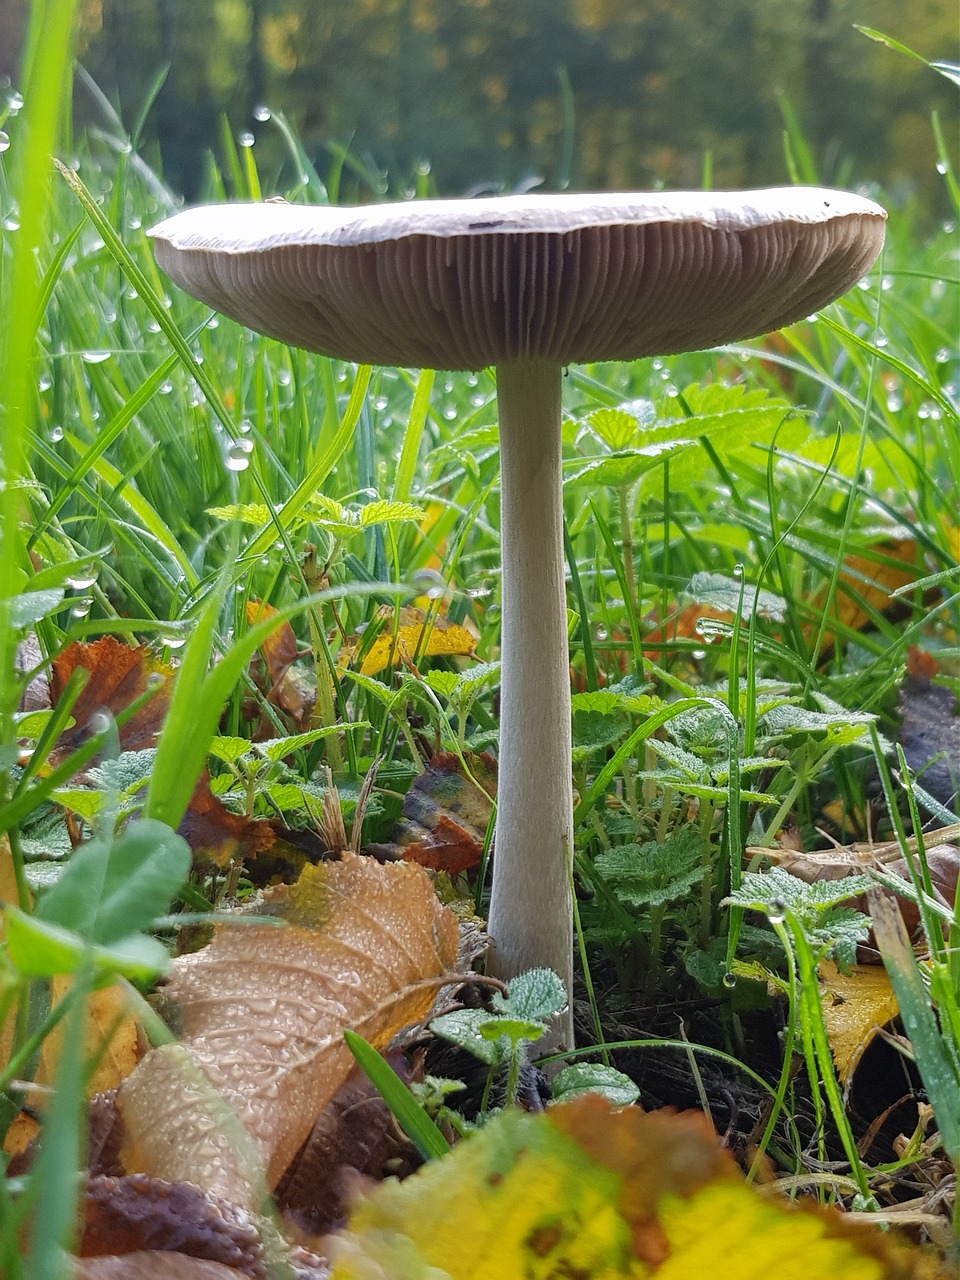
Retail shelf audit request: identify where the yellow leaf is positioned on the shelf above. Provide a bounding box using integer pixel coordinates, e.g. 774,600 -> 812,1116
820,959 -> 901,1085
343,605 -> 476,676
331,1095 -> 924,1278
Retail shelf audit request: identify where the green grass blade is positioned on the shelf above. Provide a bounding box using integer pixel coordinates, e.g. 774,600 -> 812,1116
344,1028 -> 451,1160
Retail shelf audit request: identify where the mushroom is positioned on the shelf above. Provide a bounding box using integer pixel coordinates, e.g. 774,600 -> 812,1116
150,189 -> 886,1050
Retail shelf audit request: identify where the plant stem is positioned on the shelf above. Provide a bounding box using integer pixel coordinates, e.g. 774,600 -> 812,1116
486,360 -> 574,1052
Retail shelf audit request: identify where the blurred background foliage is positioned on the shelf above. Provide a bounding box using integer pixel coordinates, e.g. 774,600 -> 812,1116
1,0 -> 957,209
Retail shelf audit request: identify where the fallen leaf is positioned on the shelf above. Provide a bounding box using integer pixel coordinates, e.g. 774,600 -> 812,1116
177,773 -> 275,869
811,541 -> 926,656
819,959 -> 901,1085
245,601 -> 315,732
78,1173 -> 267,1278
121,853 -> 459,1189
643,603 -> 733,660
368,751 -> 496,875
73,1256 -> 250,1279
275,1056 -> 418,1241
330,1095 -> 925,1278
342,606 -> 476,676
4,978 -> 145,1158
50,637 -> 173,761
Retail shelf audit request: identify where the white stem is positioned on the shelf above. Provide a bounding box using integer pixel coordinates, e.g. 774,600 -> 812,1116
487,360 -> 574,1051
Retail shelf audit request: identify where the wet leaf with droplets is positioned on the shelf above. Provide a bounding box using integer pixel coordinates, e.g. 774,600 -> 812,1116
122,853 -> 459,1189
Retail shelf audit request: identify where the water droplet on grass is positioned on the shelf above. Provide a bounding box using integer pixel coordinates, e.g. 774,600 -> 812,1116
766,899 -> 786,924
66,566 -> 99,590
935,347 -> 952,364
253,104 -> 271,122
225,437 -> 254,471
80,350 -> 112,364
722,972 -> 737,989
0,132 -> 10,154
48,425 -> 64,443
238,130 -> 255,148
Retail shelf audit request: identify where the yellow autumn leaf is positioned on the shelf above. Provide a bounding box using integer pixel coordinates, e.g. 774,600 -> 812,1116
820,959 -> 901,1085
343,605 -> 476,676
331,1095 -> 925,1279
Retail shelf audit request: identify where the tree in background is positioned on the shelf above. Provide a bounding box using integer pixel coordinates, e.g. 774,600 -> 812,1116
68,0 -> 957,209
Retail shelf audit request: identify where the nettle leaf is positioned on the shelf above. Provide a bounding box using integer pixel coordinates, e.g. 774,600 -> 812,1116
586,406 -> 646,450
646,738 -> 709,779
551,1063 -> 641,1107
495,968 -> 567,1022
208,735 -> 254,765
564,439 -> 687,488
430,1009 -> 503,1066
725,867 -> 874,968
595,827 -> 705,908
685,571 -> 787,623
572,709 -> 630,759
761,702 -> 876,744
256,724 -> 367,762
479,1016 -> 545,1045
207,502 -> 275,527
358,498 -> 426,528
332,1095 -> 922,1277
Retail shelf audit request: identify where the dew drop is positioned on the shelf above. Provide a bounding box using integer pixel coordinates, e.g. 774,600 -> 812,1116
881,275 -> 894,292
71,597 -> 93,619
48,424 -> 64,443
766,898 -> 787,925
466,373 -> 478,387
470,392 -> 486,406
238,418 -> 253,435
0,132 -> 9,154
7,91 -> 23,113
225,437 -> 254,471
238,130 -> 255,148
442,378 -> 454,393
935,347 -> 952,364
159,381 -> 173,395
128,215 -> 142,230
80,350 -> 112,365
443,405 -> 457,420
875,334 -> 888,349
732,562 -> 744,578
3,214 -> 20,231
594,624 -> 609,641
253,104 -> 272,122
66,565 -> 98,590
722,972 -> 737,989
936,160 -> 948,175
373,394 -> 389,411
159,632 -> 188,650
886,392 -> 903,413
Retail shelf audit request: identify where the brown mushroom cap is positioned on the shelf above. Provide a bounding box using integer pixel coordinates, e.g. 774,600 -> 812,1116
149,189 -> 886,371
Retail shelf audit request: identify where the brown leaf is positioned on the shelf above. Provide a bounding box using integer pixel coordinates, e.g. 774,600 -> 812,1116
177,773 -> 275,869
50,637 -> 172,761
811,540 -> 927,656
245,601 -> 315,732
79,1173 -> 266,1279
368,751 -> 496,875
275,1056 -> 418,1241
73,1255 -> 249,1279
123,853 -> 459,1188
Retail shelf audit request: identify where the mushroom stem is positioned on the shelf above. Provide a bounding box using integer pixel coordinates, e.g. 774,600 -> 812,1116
487,359 -> 575,1051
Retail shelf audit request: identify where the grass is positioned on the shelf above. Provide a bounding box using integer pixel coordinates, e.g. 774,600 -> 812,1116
1,14 -> 959,1273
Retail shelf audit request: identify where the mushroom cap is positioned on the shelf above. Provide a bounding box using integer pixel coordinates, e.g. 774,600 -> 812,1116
149,189 -> 886,371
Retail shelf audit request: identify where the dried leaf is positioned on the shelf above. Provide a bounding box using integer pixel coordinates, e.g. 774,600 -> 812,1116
73,1255 -> 249,1279
177,773 -> 275,869
820,959 -> 901,1085
812,540 -> 925,654
78,1173 -> 266,1279
342,606 -> 475,676
275,1057 -> 418,1241
245,601 -> 315,731
369,752 -> 496,874
50,637 -> 173,760
124,853 -> 458,1188
331,1095 -> 925,1278
3,979 -> 145,1158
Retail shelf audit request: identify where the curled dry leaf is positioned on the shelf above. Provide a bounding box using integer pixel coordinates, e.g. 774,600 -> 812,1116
122,853 -> 459,1189
368,751 -> 497,875
245,600 -> 315,733
73,1255 -> 250,1280
178,772 -> 275,869
79,1173 -> 266,1279
819,958 -> 901,1086
341,605 -> 476,676
50,636 -> 173,761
